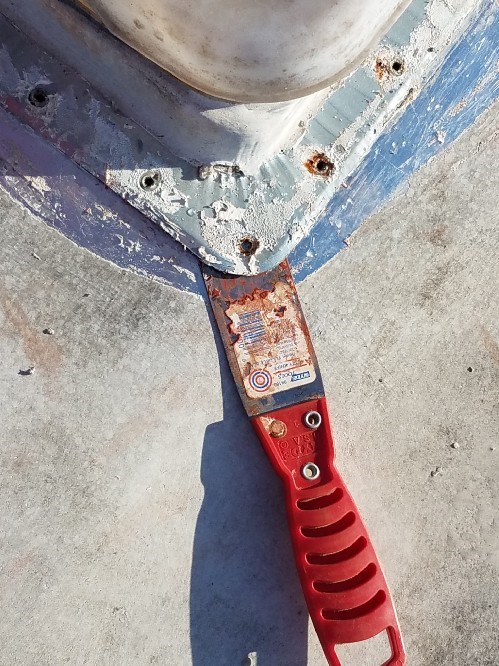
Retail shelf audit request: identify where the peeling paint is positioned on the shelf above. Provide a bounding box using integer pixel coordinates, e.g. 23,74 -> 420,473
0,0 -> 492,281
0,106 -> 200,294
24,175 -> 51,195
291,1 -> 499,279
113,233 -> 142,254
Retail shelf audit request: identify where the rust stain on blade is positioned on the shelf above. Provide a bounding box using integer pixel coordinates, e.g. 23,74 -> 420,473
225,280 -> 316,400
204,260 -> 321,415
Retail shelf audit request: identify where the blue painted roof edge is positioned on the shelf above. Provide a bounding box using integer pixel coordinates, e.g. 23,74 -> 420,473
290,0 -> 499,282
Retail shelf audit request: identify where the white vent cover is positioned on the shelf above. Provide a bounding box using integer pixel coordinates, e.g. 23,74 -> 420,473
80,0 -> 410,102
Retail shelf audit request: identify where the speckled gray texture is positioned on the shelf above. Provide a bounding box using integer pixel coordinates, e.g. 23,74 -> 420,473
0,102 -> 498,665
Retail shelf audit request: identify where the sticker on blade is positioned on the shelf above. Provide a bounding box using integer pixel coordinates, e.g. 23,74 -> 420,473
226,281 -> 316,399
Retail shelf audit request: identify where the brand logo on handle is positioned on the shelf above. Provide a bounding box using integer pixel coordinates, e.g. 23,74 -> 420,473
278,433 -> 317,461
249,369 -> 272,392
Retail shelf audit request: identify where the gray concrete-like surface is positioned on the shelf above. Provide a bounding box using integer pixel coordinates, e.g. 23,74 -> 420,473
1,102 -> 498,666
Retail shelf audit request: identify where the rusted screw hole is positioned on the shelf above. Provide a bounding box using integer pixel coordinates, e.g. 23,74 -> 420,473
391,60 -> 405,75
239,236 -> 259,256
140,171 -> 161,191
28,87 -> 50,108
305,152 -> 335,178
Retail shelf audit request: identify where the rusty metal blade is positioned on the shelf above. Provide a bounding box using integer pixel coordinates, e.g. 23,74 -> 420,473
203,260 -> 324,417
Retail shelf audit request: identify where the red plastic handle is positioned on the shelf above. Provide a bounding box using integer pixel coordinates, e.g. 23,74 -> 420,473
252,397 -> 405,666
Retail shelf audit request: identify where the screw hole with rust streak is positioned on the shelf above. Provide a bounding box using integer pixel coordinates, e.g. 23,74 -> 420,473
305,153 -> 335,178
374,57 -> 405,80
239,237 -> 260,256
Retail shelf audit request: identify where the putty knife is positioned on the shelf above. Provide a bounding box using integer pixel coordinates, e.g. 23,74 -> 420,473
203,259 -> 405,666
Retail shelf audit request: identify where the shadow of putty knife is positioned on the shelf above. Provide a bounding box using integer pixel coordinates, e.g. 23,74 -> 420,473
203,259 -> 405,666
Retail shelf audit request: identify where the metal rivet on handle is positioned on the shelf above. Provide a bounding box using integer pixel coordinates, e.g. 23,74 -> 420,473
269,419 -> 287,438
304,410 -> 322,429
301,463 -> 320,481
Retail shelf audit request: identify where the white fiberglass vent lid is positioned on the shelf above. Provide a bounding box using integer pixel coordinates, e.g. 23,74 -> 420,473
81,0 -> 410,102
